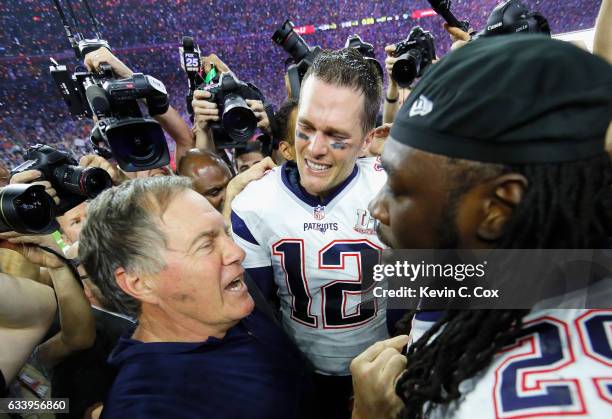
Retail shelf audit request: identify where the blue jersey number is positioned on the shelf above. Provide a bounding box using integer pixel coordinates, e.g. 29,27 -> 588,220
494,311 -> 612,418
273,239 -> 381,329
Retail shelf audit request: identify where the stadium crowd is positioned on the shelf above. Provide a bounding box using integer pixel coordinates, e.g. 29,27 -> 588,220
0,0 -> 601,168
1,0 -> 611,419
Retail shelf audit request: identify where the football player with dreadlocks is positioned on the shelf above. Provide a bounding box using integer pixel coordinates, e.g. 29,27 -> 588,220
350,34 -> 612,419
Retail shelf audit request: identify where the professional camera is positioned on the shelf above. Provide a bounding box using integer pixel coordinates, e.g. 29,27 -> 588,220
11,145 -> 112,216
272,19 -> 322,101
201,72 -> 267,147
480,0 -> 550,38
179,36 -> 268,148
0,184 -> 58,234
49,0 -> 170,172
391,27 -> 436,88
345,34 -> 383,81
427,0 -> 470,33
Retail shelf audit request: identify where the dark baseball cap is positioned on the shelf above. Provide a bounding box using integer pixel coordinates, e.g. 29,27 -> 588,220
391,35 -> 612,164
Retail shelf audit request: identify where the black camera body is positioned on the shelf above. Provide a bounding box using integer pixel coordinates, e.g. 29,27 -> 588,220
480,0 -> 550,38
199,72 -> 266,148
345,34 -> 384,81
50,41 -> 171,172
392,27 -> 436,88
11,144 -> 112,215
272,19 -> 322,101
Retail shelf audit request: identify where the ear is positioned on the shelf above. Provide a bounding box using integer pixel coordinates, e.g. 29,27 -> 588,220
361,129 -> 375,154
477,173 -> 528,242
279,141 -> 295,161
114,267 -> 159,305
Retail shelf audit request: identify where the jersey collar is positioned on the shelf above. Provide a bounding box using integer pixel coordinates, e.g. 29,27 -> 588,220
280,161 -> 359,207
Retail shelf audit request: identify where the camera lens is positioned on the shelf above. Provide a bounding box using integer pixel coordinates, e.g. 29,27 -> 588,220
80,167 -> 112,198
127,135 -> 156,161
53,165 -> 112,198
0,184 -> 57,234
105,118 -> 170,171
392,52 -> 420,88
222,94 -> 257,143
272,20 -> 310,63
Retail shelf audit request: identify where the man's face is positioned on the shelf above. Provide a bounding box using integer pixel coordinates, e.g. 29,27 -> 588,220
368,139 -> 460,249
57,202 -> 88,244
151,190 -> 254,329
236,151 -> 263,173
295,76 -> 369,198
191,165 -> 231,211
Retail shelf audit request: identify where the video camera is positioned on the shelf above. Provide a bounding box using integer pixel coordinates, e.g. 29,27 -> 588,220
11,144 -> 112,216
345,34 -> 384,81
272,19 -> 322,101
391,27 -> 436,88
49,0 -> 170,172
180,36 -> 268,148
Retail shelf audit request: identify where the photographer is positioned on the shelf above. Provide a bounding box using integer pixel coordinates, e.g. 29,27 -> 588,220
0,170 -> 60,282
382,44 -> 411,125
84,47 -> 193,166
191,54 -> 272,152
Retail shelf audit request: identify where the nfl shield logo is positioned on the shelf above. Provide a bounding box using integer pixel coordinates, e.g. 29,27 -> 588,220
314,205 -> 325,220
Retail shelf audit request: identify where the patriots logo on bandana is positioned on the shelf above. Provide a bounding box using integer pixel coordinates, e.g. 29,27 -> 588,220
313,205 -> 325,220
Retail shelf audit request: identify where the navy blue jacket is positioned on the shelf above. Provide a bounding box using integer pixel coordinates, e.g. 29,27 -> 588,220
100,308 -> 313,419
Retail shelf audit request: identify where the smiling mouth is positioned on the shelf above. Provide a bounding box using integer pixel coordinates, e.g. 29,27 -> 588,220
305,159 -> 332,172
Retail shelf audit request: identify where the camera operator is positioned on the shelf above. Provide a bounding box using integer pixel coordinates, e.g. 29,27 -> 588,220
191,54 -> 272,152
382,45 -> 411,125
84,47 -> 194,166
0,170 -> 61,282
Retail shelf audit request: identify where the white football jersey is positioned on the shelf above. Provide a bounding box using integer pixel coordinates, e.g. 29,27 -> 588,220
232,158 -> 388,375
410,306 -> 612,417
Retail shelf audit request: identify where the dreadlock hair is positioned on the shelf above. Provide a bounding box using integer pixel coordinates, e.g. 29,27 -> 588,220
396,153 -> 612,419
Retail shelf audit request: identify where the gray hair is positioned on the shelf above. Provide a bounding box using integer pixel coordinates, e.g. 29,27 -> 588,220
78,176 -> 192,317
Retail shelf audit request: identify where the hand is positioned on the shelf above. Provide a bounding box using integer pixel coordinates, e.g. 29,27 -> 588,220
0,232 -> 64,269
84,47 -> 134,78
384,45 -> 399,87
192,90 -> 219,131
9,170 -> 59,205
79,154 -> 127,185
350,335 -> 409,419
201,53 -> 231,74
227,157 -> 276,197
444,23 -> 471,51
246,100 -> 270,132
